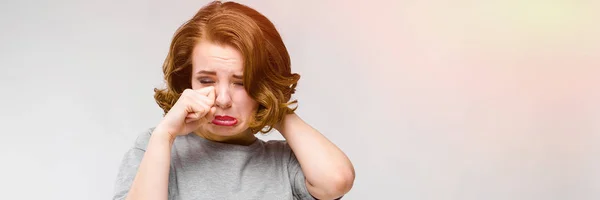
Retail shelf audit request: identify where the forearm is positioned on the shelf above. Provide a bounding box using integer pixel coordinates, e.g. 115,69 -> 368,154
126,129 -> 174,200
278,113 -> 355,199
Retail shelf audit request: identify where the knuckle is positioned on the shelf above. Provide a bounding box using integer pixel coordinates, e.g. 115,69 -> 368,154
183,88 -> 193,95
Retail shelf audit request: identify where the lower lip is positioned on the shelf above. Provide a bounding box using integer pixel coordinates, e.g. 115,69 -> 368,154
211,118 -> 238,126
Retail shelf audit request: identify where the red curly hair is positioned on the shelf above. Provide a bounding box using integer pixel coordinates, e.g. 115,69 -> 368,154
154,1 -> 300,134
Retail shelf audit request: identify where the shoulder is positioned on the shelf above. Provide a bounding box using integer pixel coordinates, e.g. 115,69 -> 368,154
261,139 -> 296,161
262,139 -> 291,151
131,127 -> 155,151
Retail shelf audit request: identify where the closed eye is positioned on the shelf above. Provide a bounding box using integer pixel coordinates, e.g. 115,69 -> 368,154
198,78 -> 214,84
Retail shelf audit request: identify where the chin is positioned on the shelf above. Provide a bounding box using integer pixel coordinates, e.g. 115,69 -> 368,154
205,123 -> 247,137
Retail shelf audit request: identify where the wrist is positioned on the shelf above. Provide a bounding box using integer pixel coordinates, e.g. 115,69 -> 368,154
152,126 -> 176,144
276,113 -> 299,135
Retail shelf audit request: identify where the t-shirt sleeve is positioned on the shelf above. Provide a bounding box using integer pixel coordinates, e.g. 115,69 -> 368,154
287,147 -> 317,200
286,143 -> 345,200
112,129 -> 152,200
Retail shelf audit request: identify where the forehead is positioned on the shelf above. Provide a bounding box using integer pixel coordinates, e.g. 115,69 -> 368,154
192,41 -> 244,73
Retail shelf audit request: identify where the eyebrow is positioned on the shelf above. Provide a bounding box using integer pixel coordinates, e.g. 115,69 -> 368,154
232,74 -> 243,79
196,70 -> 216,75
196,70 -> 243,79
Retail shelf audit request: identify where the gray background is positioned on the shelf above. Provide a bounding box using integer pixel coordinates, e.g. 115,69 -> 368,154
1,0 -> 599,199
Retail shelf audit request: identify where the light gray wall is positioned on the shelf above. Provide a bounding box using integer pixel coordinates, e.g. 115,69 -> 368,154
1,0 -> 599,199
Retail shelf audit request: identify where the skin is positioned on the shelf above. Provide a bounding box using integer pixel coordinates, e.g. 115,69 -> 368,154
189,41 -> 258,145
125,41 -> 355,200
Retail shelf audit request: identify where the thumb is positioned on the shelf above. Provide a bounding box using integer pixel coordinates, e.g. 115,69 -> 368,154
209,106 -> 217,116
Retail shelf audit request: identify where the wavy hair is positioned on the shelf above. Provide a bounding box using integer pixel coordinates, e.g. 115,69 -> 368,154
154,1 -> 300,134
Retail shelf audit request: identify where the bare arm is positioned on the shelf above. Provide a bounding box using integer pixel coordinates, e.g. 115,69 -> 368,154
125,87 -> 216,200
125,129 -> 174,200
277,113 -> 355,200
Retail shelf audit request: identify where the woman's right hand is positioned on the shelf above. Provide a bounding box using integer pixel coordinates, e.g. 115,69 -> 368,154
155,87 -> 216,139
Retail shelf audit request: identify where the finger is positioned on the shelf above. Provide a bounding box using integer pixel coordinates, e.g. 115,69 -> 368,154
184,108 -> 207,123
206,86 -> 215,99
184,97 -> 210,119
185,113 -> 198,120
185,117 -> 198,124
208,106 -> 217,116
184,103 -> 209,120
195,86 -> 214,96
185,117 -> 203,128
190,90 -> 215,107
194,87 -> 216,105
199,96 -> 215,108
185,104 -> 212,124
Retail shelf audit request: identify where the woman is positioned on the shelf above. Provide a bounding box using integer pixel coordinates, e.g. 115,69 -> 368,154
113,1 -> 355,200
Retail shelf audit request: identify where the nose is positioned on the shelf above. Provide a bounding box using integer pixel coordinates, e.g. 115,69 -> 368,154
214,83 -> 232,109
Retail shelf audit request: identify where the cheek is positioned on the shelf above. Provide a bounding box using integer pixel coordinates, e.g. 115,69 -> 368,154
233,91 -> 258,115
191,80 -> 201,89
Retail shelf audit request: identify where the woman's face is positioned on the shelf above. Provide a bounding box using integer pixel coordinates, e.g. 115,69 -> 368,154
190,41 -> 258,139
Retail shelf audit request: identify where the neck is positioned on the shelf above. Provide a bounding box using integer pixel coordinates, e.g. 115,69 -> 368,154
194,130 -> 257,146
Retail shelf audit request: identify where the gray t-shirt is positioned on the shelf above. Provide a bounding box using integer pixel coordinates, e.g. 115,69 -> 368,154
113,129 -> 316,200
